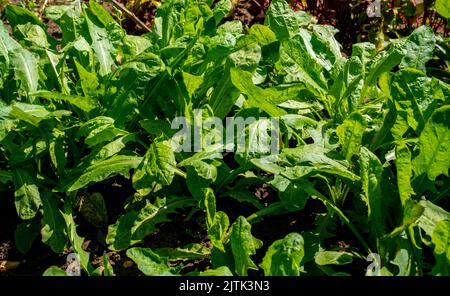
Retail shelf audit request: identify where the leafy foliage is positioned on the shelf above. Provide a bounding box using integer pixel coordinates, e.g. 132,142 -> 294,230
0,0 -> 448,276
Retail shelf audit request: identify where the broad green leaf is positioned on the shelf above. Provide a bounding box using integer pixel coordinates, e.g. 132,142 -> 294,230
230,68 -> 287,117
15,24 -> 50,48
418,200 -> 450,237
270,175 -> 310,211
431,220 -> 450,275
0,22 -> 21,73
154,0 -> 185,47
336,112 -> 366,161
106,197 -> 196,251
395,142 -> 415,207
76,116 -> 115,137
62,199 -> 94,275
432,220 -> 450,258
10,48 -> 39,93
210,44 -> 261,118
279,36 -> 327,94
84,125 -> 127,147
193,266 -> 233,276
230,216 -> 263,275
412,106 -> 450,181
88,134 -> 136,164
252,144 -> 359,181
260,233 -> 305,276
400,26 -> 435,71
359,147 -> 384,238
57,155 -> 142,192
249,24 -> 277,46
88,0 -> 116,26
133,140 -> 176,195
45,4 -> 83,45
102,253 -> 115,276
265,0 -> 300,40
213,0 -> 232,24
41,195 -> 67,253
391,69 -> 442,137
15,217 -> 40,254
75,192 -> 108,228
31,91 -> 98,113
363,41 -> 406,92
435,0 -> 450,19
5,4 -> 45,29
126,247 -> 174,276
13,168 -> 42,220
43,266 -> 68,276
122,35 -> 153,56
74,60 -> 99,97
155,243 -> 210,261
315,251 -> 353,265
84,10 -> 116,76
208,211 -> 230,252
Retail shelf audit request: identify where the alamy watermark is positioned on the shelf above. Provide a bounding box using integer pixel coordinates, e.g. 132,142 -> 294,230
367,0 -> 381,18
366,253 -> 382,276
65,253 -> 81,276
169,109 -> 280,154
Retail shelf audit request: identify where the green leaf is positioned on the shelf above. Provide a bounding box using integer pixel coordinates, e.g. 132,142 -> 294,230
213,0 -> 232,24
363,41 -> 406,91
249,24 -> 277,46
279,36 -> 327,94
230,216 -> 262,275
43,266 -> 68,276
412,106 -> 450,181
31,91 -> 98,113
260,233 -> 305,276
102,253 -> 115,276
192,266 -> 234,276
88,134 -> 136,164
88,0 -> 116,26
417,200 -> 450,237
106,197 -> 195,251
154,0 -> 185,47
133,140 -> 176,195
208,211 -> 230,252
432,220 -> 450,257
400,26 -> 435,71
0,22 -> 21,73
336,112 -> 367,161
13,168 -> 42,220
359,147 -> 384,239
84,9 -> 116,76
41,195 -> 68,253
15,217 -> 40,254
265,0 -> 300,40
10,48 -> 39,93
230,68 -> 287,117
5,4 -> 45,29
270,175 -> 310,211
395,142 -> 415,207
252,144 -> 359,181
315,251 -> 353,265
435,0 -> 450,19
75,192 -> 108,228
126,247 -> 174,276
62,199 -> 94,275
45,4 -> 83,45
431,220 -> 450,275
57,155 -> 142,192
391,69 -> 442,137
15,24 -> 50,48
155,243 -> 210,261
